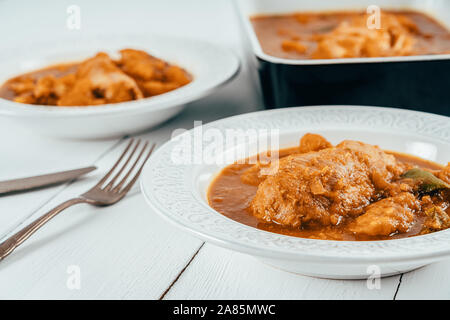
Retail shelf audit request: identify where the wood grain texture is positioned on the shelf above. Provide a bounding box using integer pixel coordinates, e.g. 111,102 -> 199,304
2,0 -> 448,300
163,244 -> 401,300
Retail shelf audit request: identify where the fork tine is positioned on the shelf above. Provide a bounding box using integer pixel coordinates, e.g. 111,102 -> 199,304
94,139 -> 134,188
104,139 -> 141,190
116,143 -> 156,195
112,141 -> 149,192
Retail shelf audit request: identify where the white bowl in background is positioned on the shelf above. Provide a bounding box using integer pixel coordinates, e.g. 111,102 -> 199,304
0,34 -> 240,139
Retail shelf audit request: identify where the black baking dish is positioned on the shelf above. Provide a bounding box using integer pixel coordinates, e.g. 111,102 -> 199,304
235,0 -> 450,116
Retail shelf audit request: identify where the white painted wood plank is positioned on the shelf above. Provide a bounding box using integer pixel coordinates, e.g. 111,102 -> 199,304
164,244 -> 400,300
0,121 -> 118,239
394,261 -> 450,299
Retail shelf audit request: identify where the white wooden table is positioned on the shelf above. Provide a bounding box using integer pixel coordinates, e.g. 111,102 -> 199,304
0,0 -> 448,300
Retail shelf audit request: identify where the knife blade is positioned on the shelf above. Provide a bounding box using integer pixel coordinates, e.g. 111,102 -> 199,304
0,166 -> 97,195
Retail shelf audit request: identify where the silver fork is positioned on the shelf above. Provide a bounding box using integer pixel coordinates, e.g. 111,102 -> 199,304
0,139 -> 155,261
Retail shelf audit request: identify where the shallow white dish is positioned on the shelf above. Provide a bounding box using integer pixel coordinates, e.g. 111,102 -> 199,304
0,34 -> 239,139
141,106 -> 450,279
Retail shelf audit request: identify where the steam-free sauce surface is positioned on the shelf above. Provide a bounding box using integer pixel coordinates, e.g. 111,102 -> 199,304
251,10 -> 450,59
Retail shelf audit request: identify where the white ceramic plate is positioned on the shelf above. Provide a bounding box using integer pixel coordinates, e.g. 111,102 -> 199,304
0,34 -> 239,139
141,106 -> 450,279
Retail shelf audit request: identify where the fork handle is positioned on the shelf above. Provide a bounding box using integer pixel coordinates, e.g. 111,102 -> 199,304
0,197 -> 86,261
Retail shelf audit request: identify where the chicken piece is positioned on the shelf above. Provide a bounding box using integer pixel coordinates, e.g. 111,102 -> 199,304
278,28 -> 301,41
383,180 -> 415,197
251,140 -> 404,228
165,65 -> 191,86
337,140 -> 405,189
2,49 -> 189,106
312,33 -> 367,59
8,76 -> 35,95
420,194 -> 450,233
32,76 -> 59,105
294,13 -> 313,24
5,64 -> 78,105
8,77 -> 37,104
139,80 -> 180,96
349,192 -> 419,236
298,133 -> 332,153
13,93 -> 36,104
241,163 -> 266,186
422,206 -> 450,232
33,74 -> 75,105
58,52 -> 143,106
9,73 -> 75,105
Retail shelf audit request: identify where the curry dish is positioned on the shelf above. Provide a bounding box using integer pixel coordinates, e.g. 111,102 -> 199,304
251,10 -> 450,59
0,49 -> 192,106
208,134 -> 450,241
